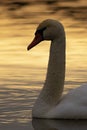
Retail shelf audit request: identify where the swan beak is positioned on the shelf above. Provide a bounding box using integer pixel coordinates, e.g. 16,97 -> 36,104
27,33 -> 43,51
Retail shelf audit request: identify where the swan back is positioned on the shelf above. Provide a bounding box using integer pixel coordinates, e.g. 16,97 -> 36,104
46,84 -> 87,119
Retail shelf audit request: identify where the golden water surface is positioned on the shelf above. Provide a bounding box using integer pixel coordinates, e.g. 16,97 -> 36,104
0,0 -> 87,128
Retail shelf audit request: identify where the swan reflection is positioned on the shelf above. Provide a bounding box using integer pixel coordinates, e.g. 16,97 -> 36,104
32,119 -> 87,130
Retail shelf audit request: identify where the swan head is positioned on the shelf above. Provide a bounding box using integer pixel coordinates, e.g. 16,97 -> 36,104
27,19 -> 64,50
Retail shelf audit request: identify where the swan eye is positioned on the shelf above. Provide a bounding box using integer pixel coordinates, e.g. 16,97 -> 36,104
35,27 -> 46,35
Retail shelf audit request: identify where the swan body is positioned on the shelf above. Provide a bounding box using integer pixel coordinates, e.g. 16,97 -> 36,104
27,19 -> 87,119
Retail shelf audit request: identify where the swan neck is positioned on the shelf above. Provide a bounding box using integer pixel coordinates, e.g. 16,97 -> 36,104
32,33 -> 66,117
42,36 -> 65,105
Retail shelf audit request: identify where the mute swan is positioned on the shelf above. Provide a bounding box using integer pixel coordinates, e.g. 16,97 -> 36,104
27,19 -> 87,119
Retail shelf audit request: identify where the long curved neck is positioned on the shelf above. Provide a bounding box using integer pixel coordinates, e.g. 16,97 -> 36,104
33,32 -> 66,117
41,35 -> 65,106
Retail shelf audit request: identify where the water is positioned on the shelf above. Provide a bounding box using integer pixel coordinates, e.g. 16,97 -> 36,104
0,0 -> 87,129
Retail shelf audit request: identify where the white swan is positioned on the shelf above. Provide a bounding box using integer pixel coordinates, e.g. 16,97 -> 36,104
27,19 -> 87,119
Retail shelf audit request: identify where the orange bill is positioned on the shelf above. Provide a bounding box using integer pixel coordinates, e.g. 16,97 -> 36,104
27,33 -> 43,51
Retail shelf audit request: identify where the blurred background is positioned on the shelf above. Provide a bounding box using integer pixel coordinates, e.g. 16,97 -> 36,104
0,0 -> 87,124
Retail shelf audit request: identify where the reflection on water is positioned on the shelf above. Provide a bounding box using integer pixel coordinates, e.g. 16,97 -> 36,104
1,119 -> 87,130
0,0 -> 87,127
32,119 -> 87,130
